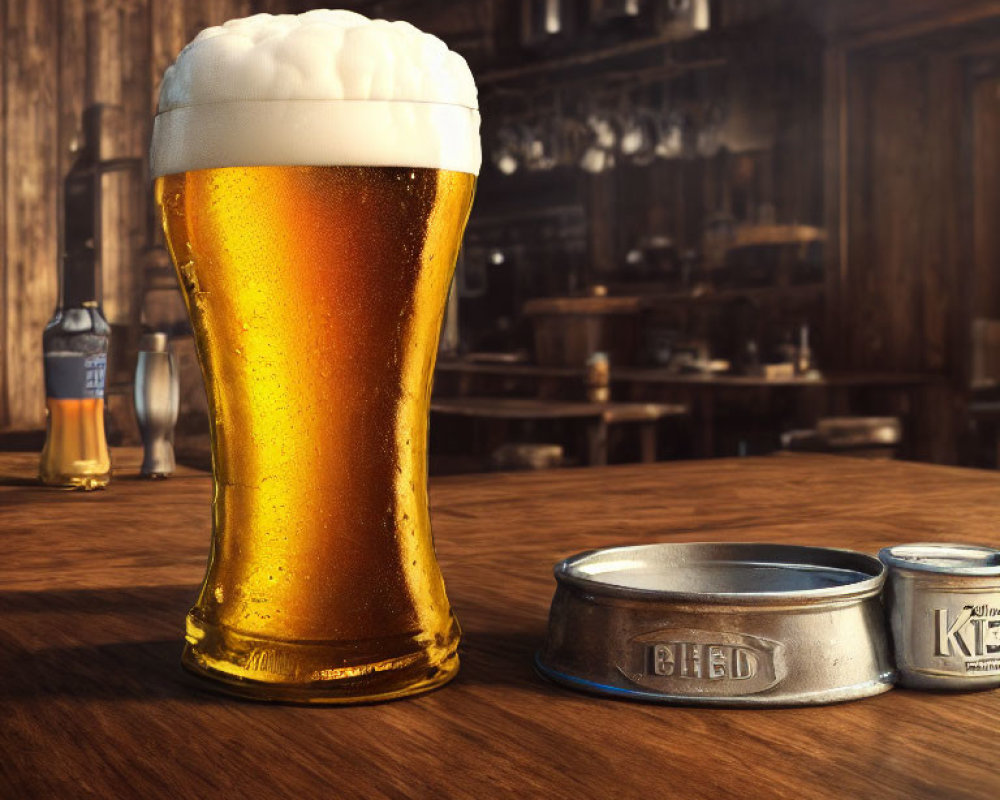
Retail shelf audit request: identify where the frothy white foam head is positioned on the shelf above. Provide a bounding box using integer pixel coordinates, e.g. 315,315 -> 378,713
150,10 -> 481,178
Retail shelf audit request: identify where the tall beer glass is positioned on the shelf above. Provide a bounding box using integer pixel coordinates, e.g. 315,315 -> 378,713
150,10 -> 479,702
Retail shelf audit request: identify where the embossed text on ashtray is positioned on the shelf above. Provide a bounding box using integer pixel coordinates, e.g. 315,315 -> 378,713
619,629 -> 787,696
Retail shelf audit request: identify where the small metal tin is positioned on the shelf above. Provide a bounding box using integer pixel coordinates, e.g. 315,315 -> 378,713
536,542 -> 895,706
879,543 -> 1000,690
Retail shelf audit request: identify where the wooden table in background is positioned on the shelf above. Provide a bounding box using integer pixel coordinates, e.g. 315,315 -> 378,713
2,449 -> 998,799
430,396 -> 688,466
434,360 -> 951,461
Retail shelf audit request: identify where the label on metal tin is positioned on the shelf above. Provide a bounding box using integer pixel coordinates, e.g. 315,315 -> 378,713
930,600 -> 1000,675
619,629 -> 786,696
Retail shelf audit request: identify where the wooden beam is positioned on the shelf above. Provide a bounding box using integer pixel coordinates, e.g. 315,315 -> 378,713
828,0 -> 1000,48
4,0 -> 60,428
479,33 -> 720,86
0,0 -> 7,427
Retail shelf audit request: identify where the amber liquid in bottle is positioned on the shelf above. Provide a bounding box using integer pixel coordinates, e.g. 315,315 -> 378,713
39,395 -> 110,489
39,264 -> 111,490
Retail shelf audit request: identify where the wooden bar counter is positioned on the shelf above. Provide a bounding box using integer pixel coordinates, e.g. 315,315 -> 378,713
2,449 -> 998,799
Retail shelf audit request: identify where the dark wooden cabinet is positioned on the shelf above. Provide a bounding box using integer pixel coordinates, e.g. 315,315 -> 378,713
824,2 -> 1000,382
821,1 -> 1000,461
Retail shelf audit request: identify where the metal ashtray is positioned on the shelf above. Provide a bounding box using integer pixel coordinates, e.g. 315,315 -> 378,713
879,543 -> 1000,690
536,542 -> 896,706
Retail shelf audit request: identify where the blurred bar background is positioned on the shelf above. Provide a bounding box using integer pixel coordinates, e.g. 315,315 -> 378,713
2,0 -> 999,471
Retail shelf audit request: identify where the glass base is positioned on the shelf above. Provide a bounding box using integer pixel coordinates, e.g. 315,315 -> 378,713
181,614 -> 461,704
38,471 -> 110,490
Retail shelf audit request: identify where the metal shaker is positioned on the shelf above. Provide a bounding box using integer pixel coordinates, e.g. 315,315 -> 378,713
134,332 -> 179,478
879,543 -> 1000,690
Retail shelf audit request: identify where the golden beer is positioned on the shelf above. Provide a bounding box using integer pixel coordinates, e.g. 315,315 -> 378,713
151,10 -> 481,702
157,166 -> 473,700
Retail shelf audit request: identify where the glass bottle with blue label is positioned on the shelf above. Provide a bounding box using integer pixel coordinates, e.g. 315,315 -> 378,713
39,251 -> 111,489
39,117 -> 111,489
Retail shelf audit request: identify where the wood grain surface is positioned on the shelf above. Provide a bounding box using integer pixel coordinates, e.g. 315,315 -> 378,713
2,449 -> 999,799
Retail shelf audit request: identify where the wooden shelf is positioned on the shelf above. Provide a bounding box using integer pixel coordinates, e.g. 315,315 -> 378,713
478,35 -> 724,86
639,283 -> 825,308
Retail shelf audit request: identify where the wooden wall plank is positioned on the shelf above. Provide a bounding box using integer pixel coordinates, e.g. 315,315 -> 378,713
0,0 -> 7,426
149,0 -> 187,252
120,4 -> 152,282
58,0 -> 87,260
822,45 -> 846,369
972,74 -> 1000,319
253,0 -> 293,15
120,0 -> 151,228
838,48 -> 956,374
922,52 -> 962,375
230,0 -> 255,21
777,49 -> 823,227
150,0 -> 185,114
184,0 -> 220,40
4,0 -> 61,428
842,49 -> 872,369
868,55 -> 927,371
88,1 -> 126,324
111,0 -> 152,386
